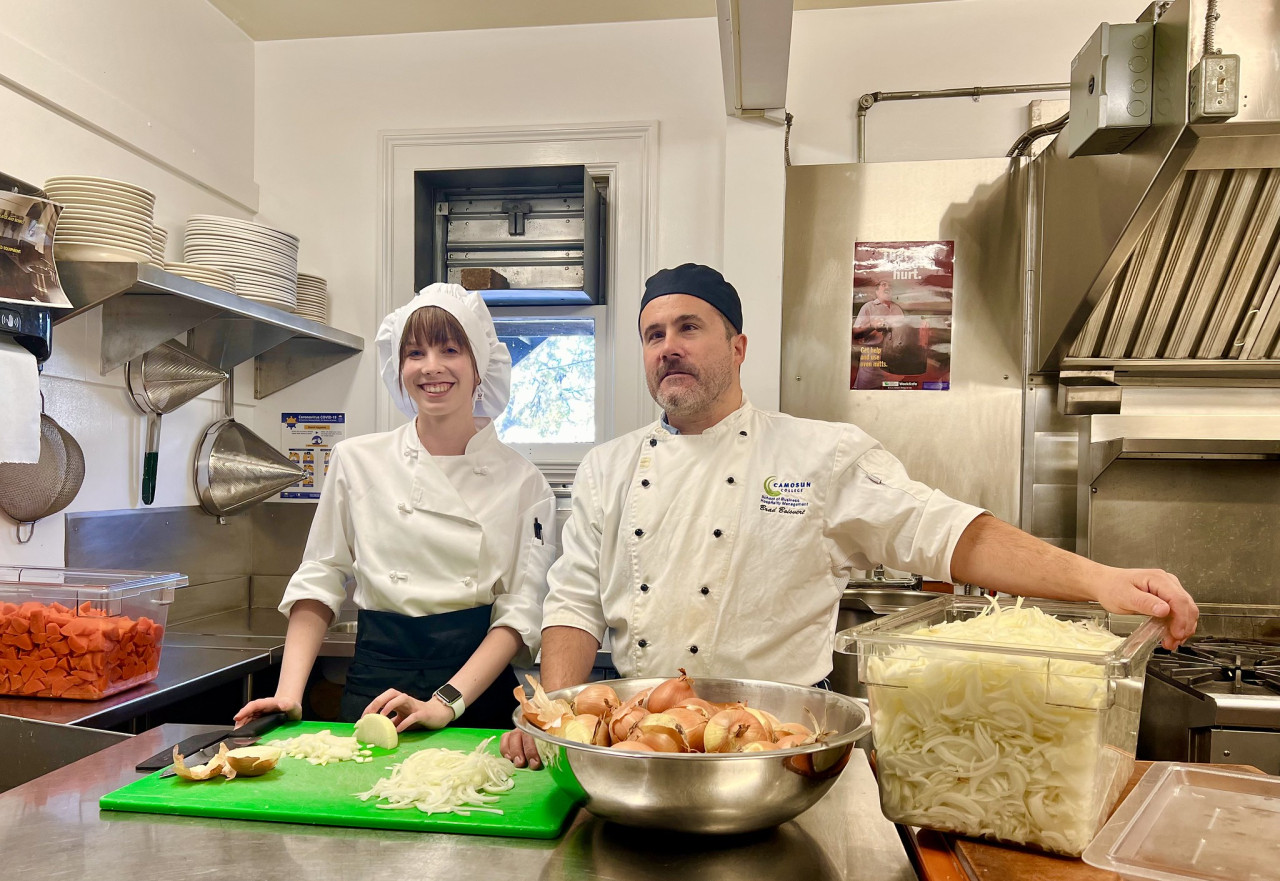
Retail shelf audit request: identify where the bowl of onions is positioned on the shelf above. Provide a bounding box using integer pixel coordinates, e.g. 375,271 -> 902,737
513,672 -> 870,834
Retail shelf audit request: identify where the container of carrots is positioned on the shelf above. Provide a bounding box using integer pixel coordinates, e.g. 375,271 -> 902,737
0,567 -> 185,700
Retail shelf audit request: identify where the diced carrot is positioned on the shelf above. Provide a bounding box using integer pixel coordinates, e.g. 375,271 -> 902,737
7,616 -> 28,635
9,634 -> 32,652
66,634 -> 88,654
1,602 -> 16,615
37,657 -> 56,672
0,659 -> 19,675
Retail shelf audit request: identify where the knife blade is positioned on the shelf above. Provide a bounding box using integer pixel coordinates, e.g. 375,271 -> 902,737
135,729 -> 231,773
158,711 -> 290,778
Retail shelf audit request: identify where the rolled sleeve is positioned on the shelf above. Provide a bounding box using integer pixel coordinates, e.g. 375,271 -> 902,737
830,446 -> 985,583
279,447 -> 354,621
489,491 -> 556,667
540,457 -> 609,642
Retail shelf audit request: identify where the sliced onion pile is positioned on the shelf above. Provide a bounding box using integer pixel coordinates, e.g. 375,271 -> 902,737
357,737 -> 516,815
866,597 -> 1126,855
272,729 -> 374,764
516,670 -> 832,754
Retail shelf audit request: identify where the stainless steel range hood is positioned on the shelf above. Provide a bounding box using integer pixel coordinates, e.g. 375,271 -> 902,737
1031,0 -> 1280,379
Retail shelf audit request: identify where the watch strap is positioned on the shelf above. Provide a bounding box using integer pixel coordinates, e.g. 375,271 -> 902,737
433,686 -> 466,721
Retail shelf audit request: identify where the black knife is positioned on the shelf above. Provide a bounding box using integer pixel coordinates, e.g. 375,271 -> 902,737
135,729 -> 232,773
156,712 -> 291,778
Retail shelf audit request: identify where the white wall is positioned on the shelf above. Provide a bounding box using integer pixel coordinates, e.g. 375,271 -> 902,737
0,1 -> 255,565
786,0 -> 1151,164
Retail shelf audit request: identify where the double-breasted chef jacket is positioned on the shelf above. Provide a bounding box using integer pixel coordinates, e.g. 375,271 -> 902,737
541,398 -> 984,687
280,420 -> 556,667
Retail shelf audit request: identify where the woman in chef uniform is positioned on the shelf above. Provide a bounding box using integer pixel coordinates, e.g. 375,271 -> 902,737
235,284 -> 555,731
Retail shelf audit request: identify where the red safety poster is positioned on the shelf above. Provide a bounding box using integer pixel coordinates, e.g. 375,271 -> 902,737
851,241 -> 954,391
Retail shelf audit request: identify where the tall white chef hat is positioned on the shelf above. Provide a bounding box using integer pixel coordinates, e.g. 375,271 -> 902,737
375,283 -> 512,420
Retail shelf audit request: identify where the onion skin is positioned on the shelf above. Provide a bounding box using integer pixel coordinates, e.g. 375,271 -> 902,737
680,698 -> 718,718
664,707 -> 709,751
703,708 -> 770,753
608,705 -> 648,744
629,730 -> 683,753
610,741 -> 656,752
774,722 -> 813,740
646,668 -> 697,714
743,707 -> 776,741
572,683 -> 621,718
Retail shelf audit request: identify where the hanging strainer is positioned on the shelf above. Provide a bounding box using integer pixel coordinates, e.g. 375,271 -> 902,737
0,404 -> 86,543
194,369 -> 304,518
126,341 -> 226,505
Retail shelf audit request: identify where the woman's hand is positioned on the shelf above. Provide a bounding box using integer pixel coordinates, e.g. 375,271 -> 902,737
234,696 -> 302,727
363,688 -> 455,732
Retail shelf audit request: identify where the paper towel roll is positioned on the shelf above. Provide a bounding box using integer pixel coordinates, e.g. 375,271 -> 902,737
0,336 -> 40,464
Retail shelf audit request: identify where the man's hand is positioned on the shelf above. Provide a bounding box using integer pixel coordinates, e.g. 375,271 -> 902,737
1091,567 -> 1199,650
499,729 -> 543,770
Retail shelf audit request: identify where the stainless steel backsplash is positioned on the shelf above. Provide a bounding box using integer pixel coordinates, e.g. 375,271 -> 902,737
65,502 -> 318,624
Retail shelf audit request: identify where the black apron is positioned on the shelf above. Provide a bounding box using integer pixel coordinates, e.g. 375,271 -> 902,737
339,604 -> 520,730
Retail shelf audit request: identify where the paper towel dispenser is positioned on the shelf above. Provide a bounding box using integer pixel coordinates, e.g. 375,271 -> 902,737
0,172 -> 70,363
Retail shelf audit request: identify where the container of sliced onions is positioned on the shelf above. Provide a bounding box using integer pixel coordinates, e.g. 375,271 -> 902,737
837,595 -> 1163,856
512,674 -> 870,834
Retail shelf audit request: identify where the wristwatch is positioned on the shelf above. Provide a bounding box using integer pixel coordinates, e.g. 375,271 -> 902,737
432,683 -> 466,721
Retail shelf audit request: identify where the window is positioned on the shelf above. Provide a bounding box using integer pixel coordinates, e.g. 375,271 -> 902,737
491,306 -> 607,461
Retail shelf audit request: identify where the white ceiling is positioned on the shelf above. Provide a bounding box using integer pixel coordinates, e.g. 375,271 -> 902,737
206,0 -> 946,41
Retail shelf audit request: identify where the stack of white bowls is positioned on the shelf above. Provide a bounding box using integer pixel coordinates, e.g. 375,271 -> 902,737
163,262 -> 237,295
44,176 -> 156,263
150,226 -> 168,266
183,215 -> 298,311
294,273 -> 329,324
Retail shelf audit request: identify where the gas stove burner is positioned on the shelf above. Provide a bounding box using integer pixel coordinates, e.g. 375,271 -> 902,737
1150,636 -> 1280,698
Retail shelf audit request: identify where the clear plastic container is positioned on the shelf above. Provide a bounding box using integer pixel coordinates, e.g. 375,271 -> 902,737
0,566 -> 185,700
1083,762 -> 1280,881
834,595 -> 1163,856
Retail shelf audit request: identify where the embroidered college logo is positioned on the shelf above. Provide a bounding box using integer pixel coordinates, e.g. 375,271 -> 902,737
759,476 -> 811,515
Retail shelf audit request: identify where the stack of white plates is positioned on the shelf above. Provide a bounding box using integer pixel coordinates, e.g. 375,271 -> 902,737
44,175 -> 156,263
150,226 -> 169,266
294,273 -> 329,324
183,215 -> 298,311
164,262 -> 236,295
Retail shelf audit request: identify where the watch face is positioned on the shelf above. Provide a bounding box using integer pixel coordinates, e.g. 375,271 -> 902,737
435,683 -> 463,704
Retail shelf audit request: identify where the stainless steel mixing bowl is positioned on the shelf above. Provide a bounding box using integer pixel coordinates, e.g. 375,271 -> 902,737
512,676 -> 871,834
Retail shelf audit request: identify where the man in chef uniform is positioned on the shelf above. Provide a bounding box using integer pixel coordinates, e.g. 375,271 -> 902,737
501,263 -> 1198,768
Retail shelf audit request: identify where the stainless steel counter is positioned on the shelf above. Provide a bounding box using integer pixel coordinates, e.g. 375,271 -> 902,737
0,725 -> 915,881
0,645 -> 271,728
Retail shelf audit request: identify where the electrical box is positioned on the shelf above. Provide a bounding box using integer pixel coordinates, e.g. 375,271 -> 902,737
1189,53 -> 1242,124
1067,22 -> 1155,157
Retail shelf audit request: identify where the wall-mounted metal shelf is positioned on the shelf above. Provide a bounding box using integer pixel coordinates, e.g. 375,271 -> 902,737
53,261 -> 363,399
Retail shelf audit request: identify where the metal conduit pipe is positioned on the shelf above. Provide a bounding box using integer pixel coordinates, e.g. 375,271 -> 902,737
1007,112 -> 1070,158
855,82 -> 1070,162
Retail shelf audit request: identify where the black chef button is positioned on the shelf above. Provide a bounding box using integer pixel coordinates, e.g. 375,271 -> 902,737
739,430 -> 747,437
649,438 -> 657,447
638,639 -> 648,648
726,476 -> 735,484
689,645 -> 699,654
700,586 -> 709,595
641,479 -> 650,487
713,529 -> 723,538
640,583 -> 650,592
634,528 -> 644,537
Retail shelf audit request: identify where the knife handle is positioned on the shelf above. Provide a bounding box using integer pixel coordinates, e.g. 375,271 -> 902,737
231,710 -> 291,740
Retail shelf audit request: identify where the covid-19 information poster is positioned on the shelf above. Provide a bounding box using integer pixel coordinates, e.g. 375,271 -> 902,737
280,413 -> 344,500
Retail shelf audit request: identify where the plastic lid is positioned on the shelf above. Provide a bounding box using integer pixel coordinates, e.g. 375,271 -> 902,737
0,566 -> 187,592
1083,762 -> 1280,881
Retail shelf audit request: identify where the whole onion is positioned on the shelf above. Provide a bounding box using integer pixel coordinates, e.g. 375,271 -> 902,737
572,683 -> 621,718
703,708 -> 771,753
646,668 -> 697,713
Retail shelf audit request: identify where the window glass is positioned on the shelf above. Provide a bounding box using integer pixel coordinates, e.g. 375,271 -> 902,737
494,316 -> 596,444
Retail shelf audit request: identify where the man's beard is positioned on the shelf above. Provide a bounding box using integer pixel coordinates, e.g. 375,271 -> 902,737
649,356 -> 733,418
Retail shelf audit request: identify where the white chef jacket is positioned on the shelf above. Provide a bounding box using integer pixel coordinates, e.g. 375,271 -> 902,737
541,398 -> 984,685
280,421 -> 556,666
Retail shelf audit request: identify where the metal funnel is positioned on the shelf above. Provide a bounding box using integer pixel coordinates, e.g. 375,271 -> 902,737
126,341 -> 227,505
194,370 -> 304,517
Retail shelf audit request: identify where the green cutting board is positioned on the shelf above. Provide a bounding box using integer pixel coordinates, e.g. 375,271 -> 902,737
99,722 -> 579,839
